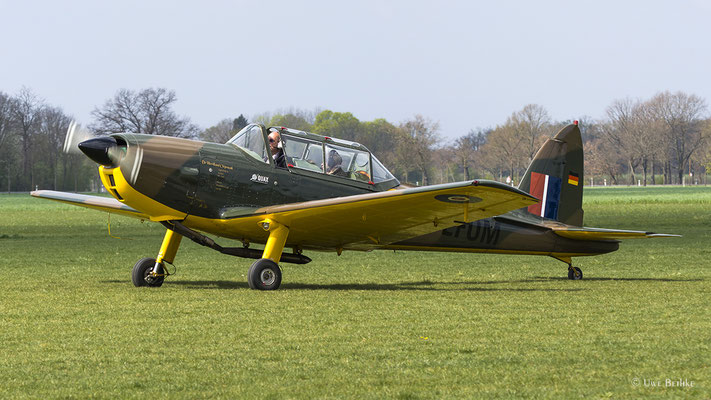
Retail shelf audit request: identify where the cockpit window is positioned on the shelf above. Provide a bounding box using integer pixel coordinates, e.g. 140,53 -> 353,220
227,124 -> 268,162
282,135 -> 324,172
324,144 -> 371,181
278,130 -> 397,184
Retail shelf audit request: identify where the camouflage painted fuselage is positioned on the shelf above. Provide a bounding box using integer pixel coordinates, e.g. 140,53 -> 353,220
100,123 -> 619,259
107,133 -> 395,220
388,214 -> 619,257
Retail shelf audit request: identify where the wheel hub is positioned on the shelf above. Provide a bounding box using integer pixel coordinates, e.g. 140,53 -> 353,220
260,269 -> 275,285
144,270 -> 158,284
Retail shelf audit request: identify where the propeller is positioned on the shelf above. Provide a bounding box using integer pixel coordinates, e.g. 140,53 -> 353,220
63,121 -> 95,155
64,121 -> 126,167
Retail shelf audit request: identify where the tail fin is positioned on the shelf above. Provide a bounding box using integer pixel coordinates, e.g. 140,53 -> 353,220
517,123 -> 584,226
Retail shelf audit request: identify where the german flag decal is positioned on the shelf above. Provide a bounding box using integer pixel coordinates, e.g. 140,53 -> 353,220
568,172 -> 579,186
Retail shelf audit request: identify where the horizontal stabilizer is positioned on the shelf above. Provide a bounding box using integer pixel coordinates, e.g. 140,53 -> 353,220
31,190 -> 149,219
552,226 -> 681,241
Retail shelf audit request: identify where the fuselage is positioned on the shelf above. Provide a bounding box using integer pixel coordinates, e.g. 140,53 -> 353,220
98,131 -> 392,220
87,125 -> 619,259
387,215 -> 619,257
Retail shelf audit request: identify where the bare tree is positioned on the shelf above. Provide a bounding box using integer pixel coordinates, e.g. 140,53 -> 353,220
632,102 -> 666,185
455,128 -> 488,180
605,98 -> 666,185
0,91 -> 15,192
251,111 -> 273,126
90,88 -> 198,137
0,91 -> 13,152
200,118 -> 235,143
511,104 -> 551,163
693,120 -> 711,184
38,106 -> 73,189
398,115 -> 441,185
480,118 -> 527,182
648,91 -> 709,184
12,87 -> 45,189
604,98 -> 641,184
431,146 -> 456,183
585,135 -> 624,185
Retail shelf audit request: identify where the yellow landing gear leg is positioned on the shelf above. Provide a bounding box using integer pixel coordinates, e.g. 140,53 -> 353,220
248,219 -> 289,290
552,255 -> 583,280
156,228 -> 183,267
131,228 -> 183,287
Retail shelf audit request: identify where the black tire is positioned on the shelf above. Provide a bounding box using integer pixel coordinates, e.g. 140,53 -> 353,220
132,257 -> 165,287
568,266 -> 583,280
248,258 -> 282,290
247,262 -> 257,290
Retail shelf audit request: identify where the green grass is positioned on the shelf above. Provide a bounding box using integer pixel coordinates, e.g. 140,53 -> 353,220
1,188 -> 709,399
584,185 -> 711,205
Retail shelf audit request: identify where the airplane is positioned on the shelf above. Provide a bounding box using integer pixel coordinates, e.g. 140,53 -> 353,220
31,121 -> 678,290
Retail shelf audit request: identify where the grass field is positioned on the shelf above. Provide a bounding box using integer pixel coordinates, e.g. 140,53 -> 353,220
1,186 -> 709,399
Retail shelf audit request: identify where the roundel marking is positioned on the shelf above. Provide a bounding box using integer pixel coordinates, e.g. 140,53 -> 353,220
434,194 -> 483,203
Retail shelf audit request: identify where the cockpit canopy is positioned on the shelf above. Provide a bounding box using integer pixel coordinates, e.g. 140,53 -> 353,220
227,124 -> 397,185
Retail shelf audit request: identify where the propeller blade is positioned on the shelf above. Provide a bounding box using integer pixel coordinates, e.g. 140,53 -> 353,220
63,121 -> 94,155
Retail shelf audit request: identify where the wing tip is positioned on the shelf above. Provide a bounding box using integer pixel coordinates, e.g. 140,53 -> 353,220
646,233 -> 682,238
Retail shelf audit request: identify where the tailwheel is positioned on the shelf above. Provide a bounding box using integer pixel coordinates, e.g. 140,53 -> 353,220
567,266 -> 583,280
132,257 -> 165,287
248,258 -> 282,290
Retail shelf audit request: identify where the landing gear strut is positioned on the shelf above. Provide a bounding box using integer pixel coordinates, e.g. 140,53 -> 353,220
131,219 -> 292,290
552,256 -> 583,280
248,218 -> 290,291
132,227 -> 182,287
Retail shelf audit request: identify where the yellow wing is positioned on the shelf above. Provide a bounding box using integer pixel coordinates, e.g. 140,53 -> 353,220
30,190 -> 149,219
184,180 -> 539,250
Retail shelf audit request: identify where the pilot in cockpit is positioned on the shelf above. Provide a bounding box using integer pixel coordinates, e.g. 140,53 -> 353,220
267,129 -> 287,169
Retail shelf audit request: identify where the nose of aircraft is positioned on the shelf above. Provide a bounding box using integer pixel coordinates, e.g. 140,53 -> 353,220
78,137 -> 119,166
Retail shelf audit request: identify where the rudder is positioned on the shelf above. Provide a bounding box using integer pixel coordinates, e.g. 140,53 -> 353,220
517,123 -> 584,226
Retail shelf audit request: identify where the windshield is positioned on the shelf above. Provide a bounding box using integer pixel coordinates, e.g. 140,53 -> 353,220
227,124 -> 268,162
371,155 -> 395,183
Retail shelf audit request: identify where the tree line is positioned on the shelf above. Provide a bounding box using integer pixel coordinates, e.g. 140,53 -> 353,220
1,87 -> 709,193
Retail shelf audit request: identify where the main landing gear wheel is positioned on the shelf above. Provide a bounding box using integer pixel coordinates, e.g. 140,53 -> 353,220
132,257 -> 165,287
248,258 -> 282,290
568,266 -> 583,280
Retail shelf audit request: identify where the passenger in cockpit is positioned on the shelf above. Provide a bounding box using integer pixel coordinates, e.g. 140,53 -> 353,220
326,150 -> 348,178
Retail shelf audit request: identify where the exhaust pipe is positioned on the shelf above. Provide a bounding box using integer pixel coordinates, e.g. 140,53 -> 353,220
161,221 -> 312,265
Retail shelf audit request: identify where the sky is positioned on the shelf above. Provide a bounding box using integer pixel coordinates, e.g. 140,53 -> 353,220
1,0 -> 710,139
